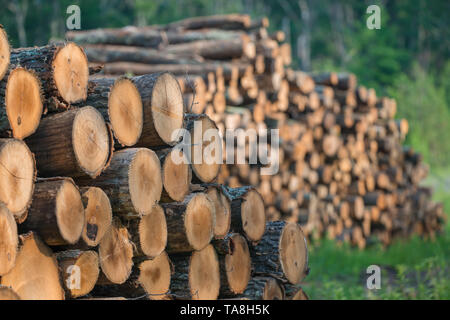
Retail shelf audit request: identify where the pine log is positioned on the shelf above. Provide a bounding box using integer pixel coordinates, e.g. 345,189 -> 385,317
25,106 -> 112,179
0,285 -> 20,300
158,147 -> 192,202
170,244 -> 220,300
19,177 -> 85,245
184,114 -> 222,183
163,193 -> 215,253
80,187 -> 112,247
10,42 -> 88,110
137,252 -> 172,300
0,138 -> 36,222
98,218 -> 134,284
75,148 -> 162,218
0,67 -> 43,139
213,233 -> 251,297
239,276 -> 285,300
250,221 -> 309,284
0,232 -> 65,299
56,250 -> 100,298
0,25 -> 9,81
223,186 -> 266,243
165,14 -> 251,31
204,184 -> 231,239
0,203 -> 18,276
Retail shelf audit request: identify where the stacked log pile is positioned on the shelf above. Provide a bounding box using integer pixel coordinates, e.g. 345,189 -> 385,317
66,14 -> 446,249
0,19 -> 309,300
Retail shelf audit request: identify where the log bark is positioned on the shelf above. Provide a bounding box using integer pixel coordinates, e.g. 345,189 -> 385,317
163,193 -> 215,253
238,276 -> 285,300
25,106 -> 112,179
170,244 -> 220,300
75,148 -> 162,219
250,221 -> 309,284
0,138 -> 35,222
19,177 -> 85,245
0,203 -> 18,276
0,232 -> 65,299
223,186 -> 266,243
10,42 -> 88,110
165,14 -> 251,31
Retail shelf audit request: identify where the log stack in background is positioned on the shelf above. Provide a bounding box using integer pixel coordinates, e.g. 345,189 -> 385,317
66,14 -> 445,249
0,16 -> 310,300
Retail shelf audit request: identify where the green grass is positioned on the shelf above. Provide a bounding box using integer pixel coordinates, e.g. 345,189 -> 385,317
302,169 -> 450,300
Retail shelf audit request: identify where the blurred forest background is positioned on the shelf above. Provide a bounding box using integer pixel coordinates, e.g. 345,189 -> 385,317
0,0 -> 448,169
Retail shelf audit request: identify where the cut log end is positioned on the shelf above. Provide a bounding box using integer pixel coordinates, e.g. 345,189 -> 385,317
108,78 -> 143,146
98,220 -> 134,284
5,68 -> 43,139
72,106 -> 111,178
0,139 -> 35,221
189,244 -> 220,300
241,189 -> 266,242
263,278 -> 284,300
206,186 -> 231,239
0,232 -> 64,300
138,252 -> 171,300
81,187 -> 112,246
224,234 -> 251,294
58,250 -> 100,298
0,286 -> 20,300
185,193 -> 216,251
151,73 -> 184,145
52,42 -> 89,103
162,148 -> 191,202
0,204 -> 18,276
129,148 -> 162,215
138,204 -> 167,258
55,179 -> 85,244
280,223 -> 308,284
0,26 -> 10,81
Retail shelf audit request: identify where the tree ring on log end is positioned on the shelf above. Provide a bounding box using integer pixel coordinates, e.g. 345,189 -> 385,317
0,139 -> 35,221
138,252 -> 171,300
224,233 -> 251,294
55,179 -> 85,244
128,148 -> 162,215
162,148 -> 191,202
241,189 -> 266,242
52,42 -> 89,103
72,106 -> 110,178
0,26 -> 10,81
5,68 -> 43,139
206,187 -> 231,239
189,244 -> 220,300
151,73 -> 184,145
0,203 -> 18,276
185,193 -> 215,251
108,78 -> 143,146
279,223 -> 308,284
139,204 -> 167,258
81,187 -> 112,246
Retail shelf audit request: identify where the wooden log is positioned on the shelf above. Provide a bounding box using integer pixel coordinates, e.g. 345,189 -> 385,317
80,187 -> 112,247
56,250 -> 100,298
288,287 -> 309,300
0,232 -> 65,299
184,114 -> 222,183
163,193 -> 215,253
165,14 -> 251,31
223,186 -> 266,243
25,106 -> 112,179
76,148 -> 162,218
133,73 -> 185,148
239,276 -> 285,300
0,285 -> 20,300
83,77 -> 143,147
0,25 -> 9,81
250,221 -> 309,284
19,177 -> 85,246
128,204 -> 167,258
0,67 -> 43,139
0,203 -> 18,276
98,218 -> 134,284
213,233 -> 251,297
204,184 -> 231,239
158,147 -> 192,202
0,138 -> 35,222
170,244 -> 220,300
10,42 -> 88,109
